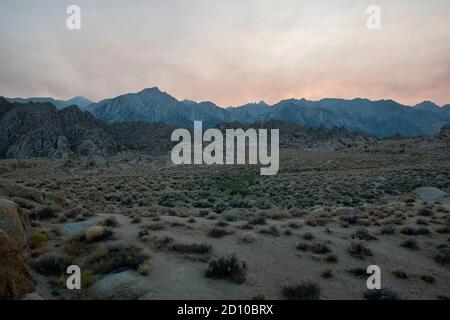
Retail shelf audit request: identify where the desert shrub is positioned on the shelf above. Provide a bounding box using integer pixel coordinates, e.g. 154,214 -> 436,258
348,242 -> 373,259
213,201 -> 228,214
258,225 -> 280,236
420,275 -> 435,284
31,231 -> 49,249
435,226 -> 450,234
296,242 -> 309,251
87,244 -> 147,274
311,243 -> 331,254
81,271 -> 94,287
131,214 -> 142,224
32,254 -> 73,276
158,192 -> 187,208
169,242 -> 212,255
239,232 -> 256,243
30,207 -> 57,220
415,227 -> 431,235
152,235 -> 174,248
187,216 -> 196,223
352,228 -> 377,241
434,248 -> 450,265
216,220 -> 229,227
224,211 -> 238,222
208,228 -> 233,238
321,268 -> 334,278
381,225 -> 396,235
193,199 -> 212,208
400,239 -> 419,250
325,254 -> 338,263
205,254 -> 247,284
138,263 -> 151,276
101,217 -> 120,228
288,222 -> 302,229
302,233 -> 315,241
400,227 -> 416,235
392,270 -> 408,279
85,226 -> 114,243
347,268 -> 366,278
418,208 -> 433,217
282,282 -> 320,300
364,289 -> 399,300
416,218 -> 429,226
249,214 -> 266,225
341,214 -> 358,225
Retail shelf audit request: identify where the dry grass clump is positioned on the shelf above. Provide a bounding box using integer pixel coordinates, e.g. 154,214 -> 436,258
381,225 -> 396,235
352,228 -> 378,241
239,232 -> 256,243
31,231 -> 49,249
348,241 -> 373,259
392,270 -> 408,279
207,227 -> 233,238
282,282 -> 320,300
101,217 -> 120,228
347,268 -> 367,278
86,243 -> 148,274
420,274 -> 436,284
258,225 -> 280,236
364,289 -> 399,300
320,268 -> 334,279
205,254 -> 247,284
30,207 -> 58,220
311,243 -> 331,254
325,254 -> 338,263
400,239 -> 419,250
434,248 -> 450,265
302,232 -> 315,241
169,242 -> 212,255
31,254 -> 73,276
85,226 -> 114,243
138,263 -> 152,276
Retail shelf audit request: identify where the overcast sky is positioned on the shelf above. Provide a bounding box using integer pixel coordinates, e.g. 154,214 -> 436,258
0,0 -> 449,106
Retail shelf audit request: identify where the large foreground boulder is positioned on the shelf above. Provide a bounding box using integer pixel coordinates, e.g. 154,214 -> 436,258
0,231 -> 35,299
0,198 -> 35,299
89,271 -> 153,300
0,180 -> 45,204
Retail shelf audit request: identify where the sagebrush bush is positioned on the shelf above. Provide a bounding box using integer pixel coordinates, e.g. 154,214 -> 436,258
348,242 -> 373,259
282,282 -> 320,300
364,288 -> 399,300
87,244 -> 148,274
205,254 -> 247,284
169,242 -> 212,254
32,254 -> 73,276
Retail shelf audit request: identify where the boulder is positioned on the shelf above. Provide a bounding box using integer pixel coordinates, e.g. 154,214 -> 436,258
0,197 -> 35,299
413,187 -> 448,202
0,231 -> 35,299
0,197 -> 31,258
0,180 -> 44,204
89,270 -> 153,300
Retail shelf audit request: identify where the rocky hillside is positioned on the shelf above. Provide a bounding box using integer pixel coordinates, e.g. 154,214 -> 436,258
0,98 -> 116,158
0,98 -> 176,159
217,120 -> 378,151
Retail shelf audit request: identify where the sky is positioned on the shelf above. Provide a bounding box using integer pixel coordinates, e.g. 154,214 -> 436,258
0,0 -> 449,107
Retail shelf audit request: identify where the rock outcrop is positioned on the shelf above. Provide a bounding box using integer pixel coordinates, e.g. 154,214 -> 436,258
0,98 -> 116,159
0,198 -> 35,299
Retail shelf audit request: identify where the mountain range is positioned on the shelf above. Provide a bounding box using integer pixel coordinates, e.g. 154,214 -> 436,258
6,96 -> 93,110
6,87 -> 450,137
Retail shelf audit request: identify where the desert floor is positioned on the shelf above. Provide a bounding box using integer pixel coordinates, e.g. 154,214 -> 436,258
1,149 -> 450,300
